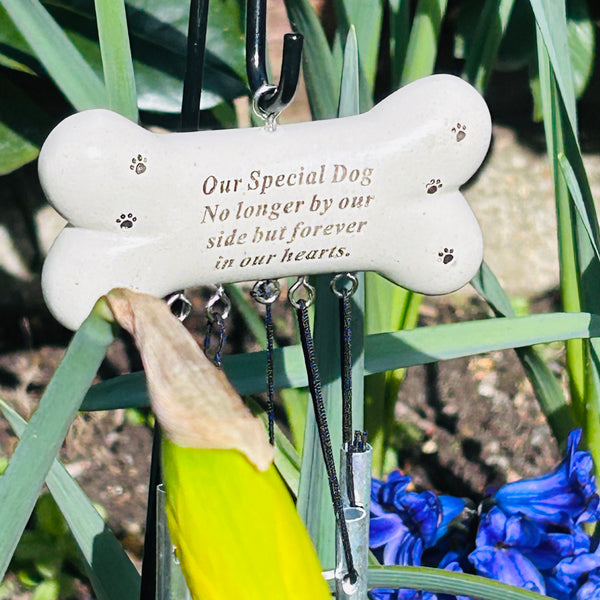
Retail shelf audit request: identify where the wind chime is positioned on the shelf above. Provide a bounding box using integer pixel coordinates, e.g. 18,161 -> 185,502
36,0 -> 492,597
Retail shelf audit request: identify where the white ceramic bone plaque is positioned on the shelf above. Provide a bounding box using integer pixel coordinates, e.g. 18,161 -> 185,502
39,74 -> 491,330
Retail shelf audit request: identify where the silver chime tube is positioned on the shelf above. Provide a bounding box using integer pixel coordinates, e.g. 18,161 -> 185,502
336,443 -> 373,599
156,484 -> 192,600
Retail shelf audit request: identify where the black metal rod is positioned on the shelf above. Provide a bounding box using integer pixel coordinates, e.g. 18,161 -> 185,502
245,0 -> 303,117
139,424 -> 162,600
181,0 -> 210,131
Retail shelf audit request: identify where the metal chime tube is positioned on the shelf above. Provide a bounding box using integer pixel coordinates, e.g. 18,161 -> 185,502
336,443 -> 373,599
156,484 -> 192,600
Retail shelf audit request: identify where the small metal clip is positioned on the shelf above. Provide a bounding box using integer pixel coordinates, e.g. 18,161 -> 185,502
250,279 -> 281,305
204,285 -> 231,368
166,291 -> 193,322
288,276 -> 315,309
205,285 -> 231,322
330,272 -> 359,298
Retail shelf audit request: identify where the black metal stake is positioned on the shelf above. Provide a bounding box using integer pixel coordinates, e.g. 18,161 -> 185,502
181,0 -> 210,131
246,0 -> 303,119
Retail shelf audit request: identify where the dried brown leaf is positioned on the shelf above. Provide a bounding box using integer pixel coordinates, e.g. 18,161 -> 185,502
104,288 -> 273,471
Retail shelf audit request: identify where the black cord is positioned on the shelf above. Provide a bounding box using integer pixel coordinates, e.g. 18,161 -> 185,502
265,303 -> 275,444
340,289 -> 353,443
295,300 -> 357,584
339,289 -> 357,506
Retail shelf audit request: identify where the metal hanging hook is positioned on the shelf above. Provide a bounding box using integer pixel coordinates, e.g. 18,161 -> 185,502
246,0 -> 303,122
288,276 -> 315,309
206,285 -> 231,322
166,291 -> 193,322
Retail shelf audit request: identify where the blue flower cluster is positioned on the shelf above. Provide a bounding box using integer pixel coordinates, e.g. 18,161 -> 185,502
370,430 -> 600,600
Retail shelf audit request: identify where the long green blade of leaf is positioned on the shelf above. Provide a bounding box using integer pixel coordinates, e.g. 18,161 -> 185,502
83,311 -> 600,409
94,0 -> 138,121
529,0 -> 577,133
335,0 -> 382,94
0,304 -> 114,581
368,566 -> 548,600
401,0 -> 448,84
0,399 -> 140,600
389,0 -> 410,88
338,26 -> 360,118
0,0 -> 107,110
284,0 -> 339,119
462,0 -> 515,92
536,25 -> 586,422
558,153 -> 600,263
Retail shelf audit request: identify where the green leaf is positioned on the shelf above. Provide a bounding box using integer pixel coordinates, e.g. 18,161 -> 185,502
224,283 -> 268,350
83,311 -> 600,410
31,580 -> 59,600
401,0 -> 448,84
529,0 -> 577,132
0,399 -> 141,600
388,0 -> 410,89
334,0 -> 382,96
338,26 -> 360,118
284,0 -> 339,119
460,0 -> 516,92
281,387 -> 308,453
364,274 -> 420,475
567,0 -> 595,98
0,72 -> 54,174
558,153 -> 600,263
368,566 -> 549,600
536,22 -> 586,421
94,0 -> 138,121
0,0 -> 246,113
0,304 -> 115,582
0,0 -> 107,110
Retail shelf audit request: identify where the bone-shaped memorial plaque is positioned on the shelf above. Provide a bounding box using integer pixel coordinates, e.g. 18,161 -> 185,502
39,74 -> 491,330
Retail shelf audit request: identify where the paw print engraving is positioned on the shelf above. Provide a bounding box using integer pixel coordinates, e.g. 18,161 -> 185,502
130,154 -> 147,174
438,248 -> 454,264
426,179 -> 442,194
452,123 -> 466,142
116,213 -> 137,229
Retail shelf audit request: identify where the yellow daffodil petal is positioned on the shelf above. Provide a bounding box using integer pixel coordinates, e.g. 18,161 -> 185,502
162,441 -> 331,600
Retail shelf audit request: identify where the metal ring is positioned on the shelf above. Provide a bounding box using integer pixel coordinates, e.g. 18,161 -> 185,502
252,83 -> 280,127
251,279 -> 281,305
166,291 -> 192,322
206,285 -> 231,321
330,272 -> 359,298
288,276 -> 315,309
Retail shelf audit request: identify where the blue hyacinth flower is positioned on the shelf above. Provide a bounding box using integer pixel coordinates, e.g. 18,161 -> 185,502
576,569 -> 600,600
494,429 -> 600,526
469,507 -> 547,594
545,546 -> 600,600
370,471 -> 441,565
370,472 -> 468,600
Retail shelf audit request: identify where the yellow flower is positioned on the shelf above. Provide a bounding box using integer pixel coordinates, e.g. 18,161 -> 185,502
104,288 -> 330,600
